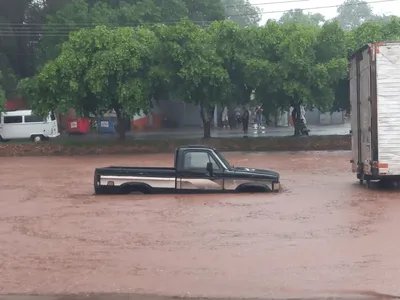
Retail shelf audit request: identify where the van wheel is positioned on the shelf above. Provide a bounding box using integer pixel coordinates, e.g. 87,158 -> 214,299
31,135 -> 43,143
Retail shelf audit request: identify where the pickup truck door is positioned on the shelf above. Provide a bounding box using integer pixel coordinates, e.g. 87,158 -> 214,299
177,150 -> 224,191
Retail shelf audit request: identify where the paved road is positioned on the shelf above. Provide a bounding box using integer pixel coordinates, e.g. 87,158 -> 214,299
1,151 -> 400,299
62,124 -> 351,141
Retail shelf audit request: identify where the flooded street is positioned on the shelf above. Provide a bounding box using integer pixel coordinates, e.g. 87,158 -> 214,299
1,151 -> 400,299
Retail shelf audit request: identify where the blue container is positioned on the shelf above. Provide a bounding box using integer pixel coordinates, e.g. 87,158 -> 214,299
97,118 -> 116,133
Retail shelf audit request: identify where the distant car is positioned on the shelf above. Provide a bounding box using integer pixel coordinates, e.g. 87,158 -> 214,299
0,110 -> 59,142
94,145 -> 280,194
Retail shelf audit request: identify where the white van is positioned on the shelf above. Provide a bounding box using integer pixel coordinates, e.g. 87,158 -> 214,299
0,110 -> 60,142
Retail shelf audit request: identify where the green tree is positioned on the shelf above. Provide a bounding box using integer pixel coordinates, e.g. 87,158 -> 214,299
0,0 -> 72,78
246,21 -> 347,134
208,20 -> 256,106
183,0 -> 225,23
336,0 -> 374,29
26,26 -> 159,139
0,71 -> 5,112
315,21 -> 349,112
221,0 -> 261,27
346,16 -> 400,52
352,20 -> 383,49
37,0 -> 91,66
279,9 -> 325,26
243,21 -> 284,120
381,16 -> 400,40
17,75 -> 38,104
0,0 -> 37,78
36,0 -> 226,67
86,0 -> 224,23
156,20 -> 231,138
0,52 -> 18,99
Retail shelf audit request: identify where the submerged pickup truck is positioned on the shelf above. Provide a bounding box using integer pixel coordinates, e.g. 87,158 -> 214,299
94,145 -> 280,194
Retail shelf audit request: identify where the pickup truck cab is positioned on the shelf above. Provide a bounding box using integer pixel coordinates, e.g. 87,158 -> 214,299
94,145 -> 280,194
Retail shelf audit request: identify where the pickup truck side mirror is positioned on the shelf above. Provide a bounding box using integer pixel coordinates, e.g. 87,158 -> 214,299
206,162 -> 213,175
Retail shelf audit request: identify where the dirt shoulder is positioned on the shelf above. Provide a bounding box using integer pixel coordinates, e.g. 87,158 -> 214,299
0,135 -> 350,157
0,291 -> 396,300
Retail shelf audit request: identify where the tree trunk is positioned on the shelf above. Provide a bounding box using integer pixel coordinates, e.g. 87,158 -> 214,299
203,120 -> 211,138
294,120 -> 300,136
243,86 -> 253,104
292,104 -> 301,136
200,103 -> 214,138
115,109 -> 126,141
274,109 -> 278,127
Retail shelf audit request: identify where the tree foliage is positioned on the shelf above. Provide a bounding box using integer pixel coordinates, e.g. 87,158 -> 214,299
8,0 -> 400,137
0,0 -> 232,85
156,20 -> 231,137
27,26 -> 159,139
245,20 -> 347,120
336,0 -> 375,29
279,9 -> 325,26
221,0 -> 261,27
0,71 -> 5,112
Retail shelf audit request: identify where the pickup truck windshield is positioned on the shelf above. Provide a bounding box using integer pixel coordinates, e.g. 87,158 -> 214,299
215,150 -> 232,169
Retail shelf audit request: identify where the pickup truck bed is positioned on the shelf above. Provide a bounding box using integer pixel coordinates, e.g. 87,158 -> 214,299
98,166 -> 176,175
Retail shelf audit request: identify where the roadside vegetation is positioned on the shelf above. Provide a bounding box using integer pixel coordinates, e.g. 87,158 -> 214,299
0,0 -> 399,138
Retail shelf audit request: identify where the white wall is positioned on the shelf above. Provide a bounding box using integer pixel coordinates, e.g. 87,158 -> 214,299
305,109 -> 345,125
158,99 -> 345,127
158,99 -> 202,127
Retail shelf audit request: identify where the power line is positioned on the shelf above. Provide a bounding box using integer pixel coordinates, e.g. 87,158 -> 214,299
0,0 -> 397,36
233,0 -> 398,17
0,0 -> 310,27
225,0 -> 310,9
0,0 -> 394,27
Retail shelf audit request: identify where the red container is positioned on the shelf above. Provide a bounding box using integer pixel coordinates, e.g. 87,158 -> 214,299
67,118 -> 91,134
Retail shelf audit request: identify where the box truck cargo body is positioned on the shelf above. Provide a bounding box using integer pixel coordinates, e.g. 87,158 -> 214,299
350,42 -> 400,184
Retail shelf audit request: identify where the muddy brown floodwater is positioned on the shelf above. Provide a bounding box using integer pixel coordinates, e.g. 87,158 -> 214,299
1,151 -> 400,300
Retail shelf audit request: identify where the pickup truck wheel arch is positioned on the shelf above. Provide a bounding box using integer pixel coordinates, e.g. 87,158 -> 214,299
235,184 -> 270,193
120,183 -> 153,194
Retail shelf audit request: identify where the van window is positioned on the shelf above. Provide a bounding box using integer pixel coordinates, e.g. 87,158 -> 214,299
24,115 -> 45,123
50,112 -> 56,121
4,116 -> 22,123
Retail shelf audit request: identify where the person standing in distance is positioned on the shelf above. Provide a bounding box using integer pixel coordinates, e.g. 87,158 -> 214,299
242,105 -> 250,135
222,106 -> 229,129
255,105 -> 263,129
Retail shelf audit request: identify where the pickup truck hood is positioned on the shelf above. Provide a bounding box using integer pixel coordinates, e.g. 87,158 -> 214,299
233,167 -> 279,180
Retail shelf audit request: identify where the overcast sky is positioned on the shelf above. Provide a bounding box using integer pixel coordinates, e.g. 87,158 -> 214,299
249,0 -> 399,24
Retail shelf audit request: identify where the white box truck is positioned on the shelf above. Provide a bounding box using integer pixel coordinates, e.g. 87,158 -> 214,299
350,42 -> 400,186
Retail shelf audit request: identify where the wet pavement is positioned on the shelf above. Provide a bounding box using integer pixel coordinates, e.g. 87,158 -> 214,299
1,150 -> 400,299
61,124 -> 351,141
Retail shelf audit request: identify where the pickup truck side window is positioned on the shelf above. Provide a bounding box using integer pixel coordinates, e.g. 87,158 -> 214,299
183,152 -> 220,170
